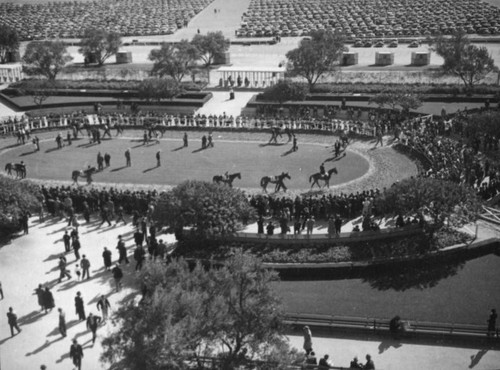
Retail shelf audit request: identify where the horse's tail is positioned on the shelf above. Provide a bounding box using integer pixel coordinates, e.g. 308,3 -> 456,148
5,163 -> 10,171
212,176 -> 218,183
260,177 -> 267,187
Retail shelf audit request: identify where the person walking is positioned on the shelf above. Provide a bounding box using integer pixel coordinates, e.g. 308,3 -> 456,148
134,245 -> 146,271
43,287 -> 55,314
81,255 -> 91,280
115,205 -> 126,225
96,295 -> 111,322
75,292 -> 86,321
73,236 -> 81,260
86,312 -> 102,345
156,150 -> 161,167
111,264 -> 123,292
58,256 -> 71,283
104,152 -> 111,167
488,309 -> 497,338
303,326 -> 313,356
306,216 -> 315,235
374,127 -> 383,148
6,307 -> 21,337
58,308 -> 67,337
334,215 -> 342,236
63,230 -> 71,253
116,235 -> 129,264
35,284 -> 45,311
183,132 -> 188,147
69,339 -> 84,370
99,207 -> 112,227
102,247 -> 112,271
125,148 -> 131,167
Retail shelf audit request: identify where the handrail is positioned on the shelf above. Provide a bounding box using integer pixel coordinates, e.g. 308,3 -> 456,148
284,312 -> 492,339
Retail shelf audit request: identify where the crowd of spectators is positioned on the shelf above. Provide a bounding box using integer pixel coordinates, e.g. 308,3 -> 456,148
0,0 -> 214,41
237,0 -> 500,38
1,108 -> 379,137
394,110 -> 500,201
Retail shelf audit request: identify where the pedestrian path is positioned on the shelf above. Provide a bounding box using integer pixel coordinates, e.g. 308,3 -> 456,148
170,0 -> 251,39
196,90 -> 256,116
1,215 -> 499,369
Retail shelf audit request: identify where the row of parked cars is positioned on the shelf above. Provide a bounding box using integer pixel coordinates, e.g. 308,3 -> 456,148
236,0 -> 500,39
0,0 -> 213,41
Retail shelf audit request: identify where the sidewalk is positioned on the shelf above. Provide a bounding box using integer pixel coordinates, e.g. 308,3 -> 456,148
1,216 -> 499,369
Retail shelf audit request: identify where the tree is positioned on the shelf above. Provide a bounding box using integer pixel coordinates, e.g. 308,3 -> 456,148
149,40 -> 200,82
260,81 -> 309,105
191,31 -> 230,67
369,89 -> 422,114
0,25 -> 20,64
431,31 -> 498,91
20,79 -> 55,110
0,177 -> 42,237
374,178 -> 481,233
78,28 -> 122,66
137,78 -> 183,102
286,30 -> 346,89
101,253 -> 297,370
153,180 -> 255,239
22,40 -> 73,80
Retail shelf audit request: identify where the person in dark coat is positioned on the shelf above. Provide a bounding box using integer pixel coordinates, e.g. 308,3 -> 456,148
116,235 -> 129,264
73,236 -> 81,260
69,339 -> 84,370
63,230 -> 71,252
488,309 -> 497,337
6,307 -> 21,336
257,216 -> 264,234
111,263 -> 123,292
102,247 -> 112,270
58,307 -> 67,337
134,245 -> 146,271
104,152 -> 111,167
35,284 -> 45,310
86,312 -> 102,345
75,291 -> 86,321
133,229 -> 144,247
43,287 -> 55,314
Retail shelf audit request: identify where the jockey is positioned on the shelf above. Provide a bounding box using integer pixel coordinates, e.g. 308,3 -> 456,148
320,163 -> 326,177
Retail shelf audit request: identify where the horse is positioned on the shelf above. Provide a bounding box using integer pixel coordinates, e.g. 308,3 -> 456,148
5,163 -> 26,179
260,172 -> 291,193
5,163 -> 13,176
72,166 -> 97,185
309,167 -> 338,189
213,172 -> 241,187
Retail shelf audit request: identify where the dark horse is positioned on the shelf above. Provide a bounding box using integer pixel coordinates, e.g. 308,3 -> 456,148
309,167 -> 338,189
72,166 -> 97,185
260,172 -> 291,193
213,172 -> 241,187
5,163 -> 26,179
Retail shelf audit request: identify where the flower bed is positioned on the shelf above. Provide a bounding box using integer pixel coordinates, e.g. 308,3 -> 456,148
174,228 -> 473,264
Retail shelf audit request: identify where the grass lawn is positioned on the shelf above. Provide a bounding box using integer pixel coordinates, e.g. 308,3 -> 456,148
1,131 -> 369,190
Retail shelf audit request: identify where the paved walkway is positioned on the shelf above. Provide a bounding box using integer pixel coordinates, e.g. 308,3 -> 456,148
0,215 -> 499,369
196,91 -> 256,116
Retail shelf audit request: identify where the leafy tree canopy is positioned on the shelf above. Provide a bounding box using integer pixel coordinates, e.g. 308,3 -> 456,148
0,177 -> 41,236
369,89 -> 422,113
431,31 -> 498,91
286,30 -> 346,88
79,28 -> 122,66
375,177 -> 481,231
260,80 -> 309,104
101,253 -> 297,370
137,77 -> 183,102
0,24 -> 20,64
22,40 -> 73,80
153,180 -> 255,238
149,40 -> 200,82
191,31 -> 230,67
